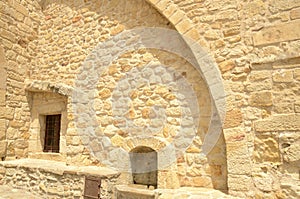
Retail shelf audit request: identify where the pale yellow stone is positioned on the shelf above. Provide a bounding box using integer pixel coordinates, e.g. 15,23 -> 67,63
98,88 -> 111,98
273,70 -> 293,83
254,133 -> 280,163
0,119 -> 6,140
219,60 -> 236,73
111,134 -> 124,147
255,114 -> 300,132
224,109 -> 243,128
294,68 -> 300,81
253,20 -> 300,46
249,91 -> 273,107
248,71 -> 271,81
295,101 -> 300,113
290,8 -> 300,20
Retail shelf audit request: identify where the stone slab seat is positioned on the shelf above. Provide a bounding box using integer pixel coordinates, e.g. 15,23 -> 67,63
0,158 -> 120,178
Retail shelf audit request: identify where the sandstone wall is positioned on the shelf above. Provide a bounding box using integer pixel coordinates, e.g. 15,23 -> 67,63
0,0 -> 299,198
0,0 -> 44,159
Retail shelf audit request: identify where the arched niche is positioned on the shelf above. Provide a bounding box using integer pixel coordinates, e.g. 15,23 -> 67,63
129,146 -> 158,188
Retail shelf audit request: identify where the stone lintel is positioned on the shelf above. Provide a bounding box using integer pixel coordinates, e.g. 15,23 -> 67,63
254,114 -> 300,132
253,19 -> 300,46
251,56 -> 300,70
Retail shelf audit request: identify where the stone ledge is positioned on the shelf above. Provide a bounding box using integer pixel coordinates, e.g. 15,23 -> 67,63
115,185 -> 155,199
25,80 -> 73,96
251,56 -> 300,70
115,185 -> 240,199
0,158 -> 119,179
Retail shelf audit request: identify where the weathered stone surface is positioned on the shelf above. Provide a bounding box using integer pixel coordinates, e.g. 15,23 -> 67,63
248,71 -> 271,82
0,89 -> 5,106
279,132 -> 300,163
273,70 -> 293,83
254,133 -> 281,163
269,0 -> 300,11
219,60 -> 236,73
249,91 -> 273,107
224,109 -> 243,128
0,119 -> 6,140
255,114 -> 300,132
0,140 -> 7,157
294,68 -> 300,81
290,8 -> 300,20
295,101 -> 300,113
252,20 -> 300,46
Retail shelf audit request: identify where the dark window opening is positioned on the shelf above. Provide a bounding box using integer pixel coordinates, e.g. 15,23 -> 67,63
44,114 -> 61,153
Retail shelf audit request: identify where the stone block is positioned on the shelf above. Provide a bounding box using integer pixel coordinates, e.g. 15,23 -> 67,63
176,19 -> 192,34
249,91 -> 273,107
295,101 -> 300,113
273,70 -> 293,83
252,20 -> 300,46
169,10 -> 186,26
226,141 -> 252,176
254,114 -> 300,132
223,127 -> 246,143
290,8 -> 300,20
0,140 -> 7,157
242,0 -> 266,16
254,133 -> 281,163
0,119 -> 6,140
224,109 -> 243,128
0,107 -> 14,120
0,29 -> 16,42
218,60 -> 236,73
248,71 -> 271,81
279,132 -> 300,163
0,89 -> 5,106
223,27 -> 240,37
228,174 -> 252,191
294,68 -> 300,81
270,0 -> 300,11
245,80 -> 272,92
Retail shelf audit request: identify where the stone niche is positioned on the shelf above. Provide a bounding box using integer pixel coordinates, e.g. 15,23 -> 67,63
27,91 -> 67,161
130,146 -> 158,188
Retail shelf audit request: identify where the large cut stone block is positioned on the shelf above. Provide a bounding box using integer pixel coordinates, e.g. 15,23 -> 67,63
254,114 -> 300,132
254,133 -> 281,163
224,109 -> 243,128
252,19 -> 300,46
249,91 -> 273,107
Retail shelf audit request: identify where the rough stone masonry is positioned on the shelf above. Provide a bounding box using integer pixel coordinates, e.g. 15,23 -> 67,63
0,0 -> 299,198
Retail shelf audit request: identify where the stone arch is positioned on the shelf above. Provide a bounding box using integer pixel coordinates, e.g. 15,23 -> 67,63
146,0 -> 209,48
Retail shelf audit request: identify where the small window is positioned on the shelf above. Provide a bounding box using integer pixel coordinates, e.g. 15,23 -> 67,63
43,114 -> 61,153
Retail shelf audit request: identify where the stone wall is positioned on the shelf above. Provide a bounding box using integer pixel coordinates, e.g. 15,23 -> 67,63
0,159 -> 119,199
0,0 -> 44,159
0,0 -> 299,198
